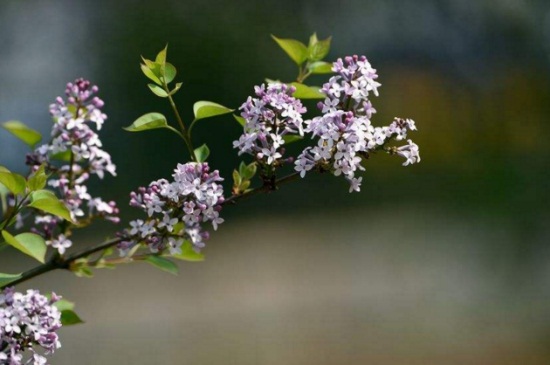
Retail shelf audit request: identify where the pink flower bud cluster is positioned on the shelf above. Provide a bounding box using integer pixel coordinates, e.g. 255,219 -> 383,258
295,55 -> 420,192
118,162 -> 225,255
0,288 -> 62,365
233,83 -> 307,166
26,79 -> 119,254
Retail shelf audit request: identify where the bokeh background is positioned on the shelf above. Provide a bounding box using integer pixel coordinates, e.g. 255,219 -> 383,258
1,0 -> 550,364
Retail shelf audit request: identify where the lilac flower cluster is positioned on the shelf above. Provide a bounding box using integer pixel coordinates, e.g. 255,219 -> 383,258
26,79 -> 119,254
0,288 -> 61,365
295,55 -> 420,192
233,83 -> 306,166
118,162 -> 224,255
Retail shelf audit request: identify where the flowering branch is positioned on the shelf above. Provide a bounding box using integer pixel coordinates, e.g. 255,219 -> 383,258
0,170 -> 301,290
0,34 -> 421,364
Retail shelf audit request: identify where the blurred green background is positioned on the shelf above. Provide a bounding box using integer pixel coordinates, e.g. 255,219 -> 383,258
1,0 -> 550,364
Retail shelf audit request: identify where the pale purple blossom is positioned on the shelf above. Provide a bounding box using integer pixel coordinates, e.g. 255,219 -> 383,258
119,162 -> 225,254
24,79 -> 119,253
0,288 -> 62,365
47,234 -> 72,255
295,55 -> 420,192
233,83 -> 306,166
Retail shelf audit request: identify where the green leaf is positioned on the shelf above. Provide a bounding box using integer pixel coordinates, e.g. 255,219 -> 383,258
233,115 -> 246,127
50,150 -> 72,162
271,35 -> 308,65
155,45 -> 168,65
307,35 -> 331,62
147,84 -> 169,97
140,63 -> 162,85
164,63 -> 177,84
2,121 -> 42,147
29,189 -> 57,201
232,169 -> 242,186
1,231 -> 47,263
239,180 -> 250,191
172,241 -> 204,262
29,190 -> 74,223
170,222 -> 184,236
0,167 -> 26,195
308,33 -> 319,48
60,310 -> 84,326
193,101 -> 233,120
145,256 -> 178,275
170,82 -> 183,95
141,57 -> 156,69
308,61 -> 333,74
289,83 -> 325,99
124,112 -> 169,132
0,182 -> 9,197
283,135 -> 303,144
27,164 -> 48,192
0,272 -> 21,287
194,144 -> 210,163
54,298 -> 75,311
239,162 -> 257,180
74,267 -> 93,277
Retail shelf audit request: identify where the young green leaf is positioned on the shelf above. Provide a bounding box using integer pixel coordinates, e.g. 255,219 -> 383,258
28,190 -> 74,223
170,82 -> 183,95
50,150 -> 72,162
239,180 -> 251,191
124,112 -> 169,132
60,310 -> 84,326
0,272 -> 21,287
193,101 -> 233,120
147,84 -> 169,98
27,164 -> 48,192
308,33 -> 319,48
53,298 -> 75,311
1,231 -> 47,263
171,241 -> 204,262
289,82 -> 325,99
2,121 -> 42,147
233,115 -> 246,127
71,259 -> 94,278
0,167 -> 26,195
239,161 -> 257,180
163,63 -> 177,84
283,135 -> 303,144
140,63 -> 162,85
308,61 -> 333,74
155,45 -> 168,65
232,169 -> 242,186
194,144 -> 210,163
145,256 -> 178,275
51,297 -> 85,325
238,162 -> 247,177
307,35 -> 331,62
271,35 -> 308,65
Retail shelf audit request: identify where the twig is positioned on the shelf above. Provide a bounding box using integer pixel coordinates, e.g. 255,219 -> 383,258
1,171 -> 302,289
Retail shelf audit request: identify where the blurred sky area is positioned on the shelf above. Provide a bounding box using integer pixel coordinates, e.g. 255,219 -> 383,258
1,1 -> 550,364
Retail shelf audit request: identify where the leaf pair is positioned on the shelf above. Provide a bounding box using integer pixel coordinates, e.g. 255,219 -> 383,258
124,101 -> 232,134
1,188 -> 74,263
232,161 -> 257,195
272,33 -> 332,71
141,45 -> 181,97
